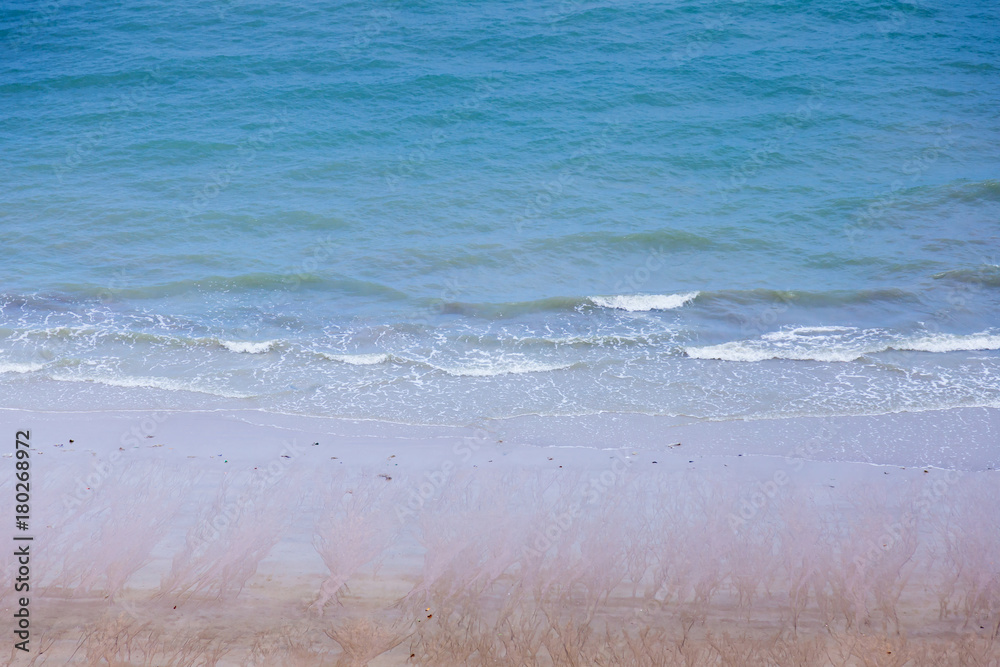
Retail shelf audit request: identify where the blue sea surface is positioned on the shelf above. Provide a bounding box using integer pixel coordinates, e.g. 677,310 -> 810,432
1,0 -> 999,424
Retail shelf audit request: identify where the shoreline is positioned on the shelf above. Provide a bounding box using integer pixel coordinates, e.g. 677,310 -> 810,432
6,403 -> 996,469
3,406 -> 998,664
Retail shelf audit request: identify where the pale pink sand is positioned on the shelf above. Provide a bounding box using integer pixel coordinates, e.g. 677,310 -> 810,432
1,407 -> 997,665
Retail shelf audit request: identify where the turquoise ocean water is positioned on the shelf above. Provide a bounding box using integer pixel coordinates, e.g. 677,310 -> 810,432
2,0 -> 999,425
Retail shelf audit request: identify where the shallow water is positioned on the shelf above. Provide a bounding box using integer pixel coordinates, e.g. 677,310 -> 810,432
2,0 -> 999,423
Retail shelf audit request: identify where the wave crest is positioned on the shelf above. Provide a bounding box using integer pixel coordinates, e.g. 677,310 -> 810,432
685,328 -> 1000,362
0,362 -> 45,374
219,340 -> 277,354
588,292 -> 699,311
932,265 -> 1000,288
424,359 -> 575,377
319,352 -> 392,365
49,374 -> 255,398
898,332 -> 1000,353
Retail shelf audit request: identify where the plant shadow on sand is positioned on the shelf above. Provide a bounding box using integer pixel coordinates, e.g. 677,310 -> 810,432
14,456 -> 1000,666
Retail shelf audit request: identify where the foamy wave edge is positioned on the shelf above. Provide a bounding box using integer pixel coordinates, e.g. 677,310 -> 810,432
899,333 -> 1000,353
0,362 -> 45,374
588,292 -> 699,311
219,340 -> 278,354
427,360 -> 575,377
319,352 -> 392,366
49,374 -> 255,399
685,331 -> 1000,362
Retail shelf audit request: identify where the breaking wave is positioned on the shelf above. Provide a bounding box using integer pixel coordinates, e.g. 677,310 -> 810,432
219,340 -> 278,354
588,292 -> 699,311
685,327 -> 1000,362
319,352 -> 393,365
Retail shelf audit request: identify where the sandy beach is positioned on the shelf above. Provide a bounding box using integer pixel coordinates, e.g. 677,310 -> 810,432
7,0 -> 1000,662
3,406 -> 997,665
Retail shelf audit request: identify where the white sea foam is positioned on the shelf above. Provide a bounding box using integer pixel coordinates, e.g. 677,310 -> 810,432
894,332 -> 1000,353
429,360 -> 574,377
320,352 -> 391,365
0,362 -> 45,374
686,328 -> 1000,362
589,292 -> 699,311
219,340 -> 277,354
685,341 -> 869,362
50,373 -> 254,398
762,326 -> 857,340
